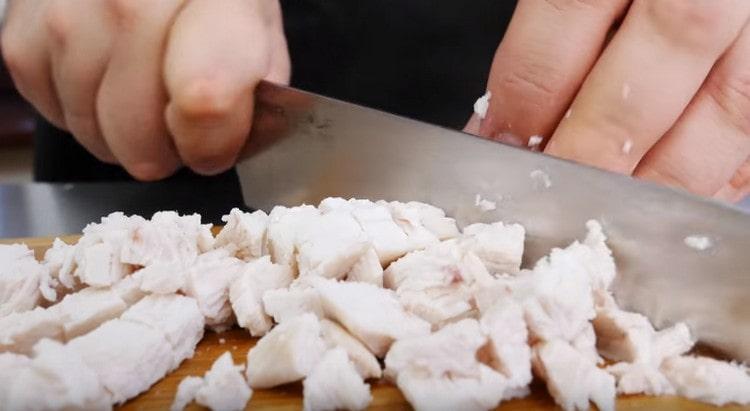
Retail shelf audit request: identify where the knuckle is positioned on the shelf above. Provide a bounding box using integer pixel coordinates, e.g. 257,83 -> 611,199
500,62 -> 562,102
171,77 -> 237,123
108,0 -> 147,27
707,69 -> 750,137
43,0 -> 72,45
126,161 -> 176,182
640,0 -> 735,52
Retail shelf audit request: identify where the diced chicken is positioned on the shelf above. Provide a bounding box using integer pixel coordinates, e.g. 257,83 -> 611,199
593,305 -> 656,363
460,222 -> 525,275
320,319 -> 381,379
215,208 -> 269,260
229,256 -> 294,336
652,322 -> 694,362
0,307 -> 63,354
194,352 -> 253,411
661,356 -> 750,406
380,200 -> 459,248
0,352 -> 32,404
0,243 -> 47,317
266,205 -> 320,269
303,347 -> 372,411
479,299 -> 532,388
138,261 -> 185,294
566,220 -> 616,291
262,287 -> 324,324
314,278 -> 431,357
5,339 -> 111,411
81,242 -> 134,287
532,340 -> 615,411
183,248 -> 244,330
571,323 -> 603,365
51,287 -> 128,340
396,365 -> 507,411
171,376 -> 203,411
296,211 -> 370,279
67,319 -> 175,404
41,238 -> 78,298
246,313 -> 326,389
606,362 -> 675,396
347,247 -> 384,286
111,269 -> 146,305
121,294 -> 205,368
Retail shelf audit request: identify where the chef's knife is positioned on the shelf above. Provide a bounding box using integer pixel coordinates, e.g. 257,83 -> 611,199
238,81 -> 750,362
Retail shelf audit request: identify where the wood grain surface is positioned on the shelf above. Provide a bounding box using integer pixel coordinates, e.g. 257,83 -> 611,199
3,235 -> 746,411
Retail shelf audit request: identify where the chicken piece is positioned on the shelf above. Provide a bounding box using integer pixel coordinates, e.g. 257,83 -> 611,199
314,278 -> 431,357
347,247 -> 383,286
303,347 -> 372,411
606,362 -> 675,396
229,256 -> 294,336
396,365 -> 508,411
6,339 -> 112,411
111,269 -> 146,305
67,319 -> 175,404
80,242 -> 135,287
51,287 -> 128,340
571,322 -> 603,365
0,243 -> 46,317
246,313 -> 327,389
661,355 -> 750,406
652,322 -> 694,362
262,286 -> 324,324
460,222 -> 525,275
0,307 -> 63,354
121,294 -> 205,368
171,376 -> 203,411
42,238 -> 78,292
183,248 -> 244,330
266,205 -> 320,269
320,319 -> 381,379
195,352 -> 253,411
215,208 -> 269,261
479,299 -> 532,388
564,220 -> 616,291
384,241 -> 493,327
138,261 -> 185,294
296,211 -> 370,279
532,340 -> 615,411
0,352 -> 32,404
593,305 -> 656,363
381,200 -> 460,243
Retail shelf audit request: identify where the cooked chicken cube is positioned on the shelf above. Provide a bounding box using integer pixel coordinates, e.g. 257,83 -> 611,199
246,313 -> 327,389
183,248 -> 244,330
67,319 -> 175,404
479,300 -> 532,388
0,243 -> 47,317
262,286 -> 324,324
40,238 -> 78,303
171,376 -> 203,411
571,322 -> 603,365
229,256 -> 294,336
532,340 -> 615,411
215,208 -> 269,260
111,268 -> 146,305
296,211 -> 370,279
80,242 -> 134,287
660,355 -> 750,406
303,347 -> 372,411
606,362 -> 674,396
396,365 -> 508,411
593,305 -> 656,363
566,220 -> 616,291
0,307 -> 63,354
381,200 -> 460,242
51,288 -> 128,340
5,339 -> 111,411
652,322 -> 694,362
320,319 -> 381,379
314,278 -> 431,357
138,261 -> 186,294
266,205 -> 320,269
192,352 -> 253,411
347,247 -> 384,286
121,294 -> 205,368
0,352 -> 32,404
460,222 -> 525,275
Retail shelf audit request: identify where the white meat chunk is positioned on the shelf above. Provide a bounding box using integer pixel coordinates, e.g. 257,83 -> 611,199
396,365 -> 507,411
571,322 -> 603,365
0,243 -> 46,316
215,208 -> 269,261
478,299 -> 532,389
296,211 -> 369,279
80,242 -> 134,287
379,200 -> 459,248
384,241 -> 493,327
171,376 -> 203,411
246,313 -> 326,389
532,340 -> 615,411
661,356 -> 750,406
111,268 -> 146,305
0,352 -> 32,404
262,287 -> 324,324
266,205 -> 320,269
121,294 -> 205,368
0,307 -> 63,354
67,319 -> 175,404
138,261 -> 185,294
194,352 -> 253,411
51,288 -> 128,340
460,222 -> 525,275
314,278 -> 431,357
652,322 -> 695,362
6,339 -> 111,411
605,362 -> 675,396
320,319 -> 381,379
346,247 -> 383,286
593,305 -> 656,363
183,248 -> 244,330
303,347 -> 372,411
564,220 -> 616,291
42,238 -> 78,291
229,256 -> 294,336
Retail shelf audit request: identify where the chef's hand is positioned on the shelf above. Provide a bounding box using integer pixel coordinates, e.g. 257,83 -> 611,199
1,0 -> 289,180
466,0 -> 750,202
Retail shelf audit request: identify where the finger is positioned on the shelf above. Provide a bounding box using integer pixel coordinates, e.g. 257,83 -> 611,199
47,0 -> 116,163
1,0 -> 66,128
478,0 -> 629,145
635,23 -> 750,197
546,0 -> 750,174
714,160 -> 750,203
164,0 -> 287,175
96,0 -> 183,181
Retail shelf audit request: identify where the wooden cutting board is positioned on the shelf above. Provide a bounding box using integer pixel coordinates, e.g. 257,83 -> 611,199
5,235 -> 747,411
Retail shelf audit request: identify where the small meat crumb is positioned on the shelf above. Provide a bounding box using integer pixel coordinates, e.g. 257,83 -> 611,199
622,83 -> 631,100
219,338 -> 226,345
528,135 -> 544,150
684,235 -> 713,251
530,170 -> 552,189
564,109 -> 572,119
474,194 -> 497,212
473,91 -> 492,120
622,140 -> 633,155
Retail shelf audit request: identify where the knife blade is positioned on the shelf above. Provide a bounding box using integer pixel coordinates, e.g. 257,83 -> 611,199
238,81 -> 750,362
